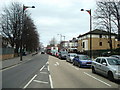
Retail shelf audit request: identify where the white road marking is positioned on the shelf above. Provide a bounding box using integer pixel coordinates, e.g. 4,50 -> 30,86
33,80 -> 49,84
48,66 -> 50,71
74,67 -> 79,70
54,64 -> 57,66
23,74 -> 37,89
49,74 -> 53,88
56,62 -> 59,65
40,72 -> 48,74
47,61 -> 49,65
84,72 -> 111,87
40,65 -> 46,71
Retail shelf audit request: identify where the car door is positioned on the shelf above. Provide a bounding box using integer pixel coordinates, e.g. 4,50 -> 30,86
100,58 -> 108,76
95,58 -> 102,73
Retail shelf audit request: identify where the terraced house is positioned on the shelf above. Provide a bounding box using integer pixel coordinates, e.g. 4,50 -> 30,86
77,29 -> 120,53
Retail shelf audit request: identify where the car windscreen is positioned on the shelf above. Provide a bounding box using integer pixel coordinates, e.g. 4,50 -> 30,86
70,54 -> 77,57
79,55 -> 91,60
61,51 -> 67,54
107,58 -> 120,65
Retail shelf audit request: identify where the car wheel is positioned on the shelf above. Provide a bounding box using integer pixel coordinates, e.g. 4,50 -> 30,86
108,71 -> 114,81
78,63 -> 81,68
92,66 -> 96,73
73,61 -> 75,66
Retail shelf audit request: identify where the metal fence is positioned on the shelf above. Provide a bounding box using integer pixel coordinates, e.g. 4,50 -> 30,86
0,48 -> 14,55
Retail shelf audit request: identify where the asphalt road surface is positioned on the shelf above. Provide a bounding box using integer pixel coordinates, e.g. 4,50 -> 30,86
2,54 -> 120,89
49,55 -> 120,88
2,53 -> 50,88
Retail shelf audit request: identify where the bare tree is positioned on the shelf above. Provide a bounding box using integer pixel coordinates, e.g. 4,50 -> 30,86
94,0 -> 120,51
0,2 -> 40,54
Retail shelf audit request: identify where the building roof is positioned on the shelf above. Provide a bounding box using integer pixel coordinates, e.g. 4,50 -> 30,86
77,29 -> 117,38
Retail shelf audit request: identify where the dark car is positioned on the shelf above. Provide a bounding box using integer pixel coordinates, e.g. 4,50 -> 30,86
73,55 -> 92,68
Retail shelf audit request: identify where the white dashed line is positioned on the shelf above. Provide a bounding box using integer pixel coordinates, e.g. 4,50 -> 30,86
56,62 -> 59,65
33,80 -> 49,84
23,74 -> 37,89
84,72 -> 111,87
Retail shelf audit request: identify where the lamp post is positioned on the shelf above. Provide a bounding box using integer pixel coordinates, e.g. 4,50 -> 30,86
57,34 -> 62,43
81,9 -> 92,58
20,5 -> 35,61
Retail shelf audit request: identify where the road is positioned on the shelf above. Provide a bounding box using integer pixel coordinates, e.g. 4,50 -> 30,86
2,54 -> 120,89
49,56 -> 119,88
2,53 -> 50,88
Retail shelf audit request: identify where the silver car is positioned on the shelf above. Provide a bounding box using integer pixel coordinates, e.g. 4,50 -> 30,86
66,53 -> 77,63
92,57 -> 120,81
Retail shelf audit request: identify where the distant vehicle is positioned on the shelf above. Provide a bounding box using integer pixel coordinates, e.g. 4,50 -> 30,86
66,53 -> 77,63
73,55 -> 92,68
92,57 -> 120,81
110,55 -> 120,59
59,51 -> 68,59
41,51 -> 45,54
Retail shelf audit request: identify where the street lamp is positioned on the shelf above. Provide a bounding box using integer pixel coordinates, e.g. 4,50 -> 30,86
57,34 -> 63,43
81,9 -> 92,58
20,5 -> 35,61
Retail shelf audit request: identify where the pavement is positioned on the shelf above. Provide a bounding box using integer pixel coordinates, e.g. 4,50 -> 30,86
0,53 -> 37,70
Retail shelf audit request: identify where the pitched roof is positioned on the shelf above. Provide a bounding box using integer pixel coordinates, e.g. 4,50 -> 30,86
77,29 -> 117,38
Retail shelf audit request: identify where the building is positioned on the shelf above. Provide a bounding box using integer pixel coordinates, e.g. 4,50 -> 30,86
77,29 -> 120,52
67,38 -> 78,52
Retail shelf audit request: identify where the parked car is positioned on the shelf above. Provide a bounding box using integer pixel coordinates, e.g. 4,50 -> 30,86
110,55 -> 120,59
59,51 -> 68,59
66,53 -> 77,63
73,55 -> 92,68
92,57 -> 120,81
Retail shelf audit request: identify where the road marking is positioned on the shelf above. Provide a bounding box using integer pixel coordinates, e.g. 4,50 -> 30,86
23,74 -> 37,89
54,64 -> 57,66
40,65 -> 46,71
33,80 -> 49,84
74,67 -> 79,70
84,72 -> 111,87
56,62 -> 59,65
48,66 -> 50,71
49,74 -> 53,88
40,72 -> 48,74
47,61 -> 49,65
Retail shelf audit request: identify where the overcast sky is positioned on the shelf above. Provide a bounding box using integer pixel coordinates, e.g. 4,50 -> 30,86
0,0 -> 97,47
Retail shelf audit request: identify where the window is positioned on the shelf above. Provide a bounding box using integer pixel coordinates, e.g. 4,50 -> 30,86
96,58 -> 101,63
83,42 -> 85,48
99,42 -> 102,46
101,59 -> 107,64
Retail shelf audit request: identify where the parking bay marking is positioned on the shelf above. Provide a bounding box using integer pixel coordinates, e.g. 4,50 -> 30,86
84,72 -> 111,87
23,74 -> 37,89
33,80 -> 49,84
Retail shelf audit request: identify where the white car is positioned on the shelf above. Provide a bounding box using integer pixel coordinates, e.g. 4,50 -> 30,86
92,57 -> 120,81
66,53 -> 77,63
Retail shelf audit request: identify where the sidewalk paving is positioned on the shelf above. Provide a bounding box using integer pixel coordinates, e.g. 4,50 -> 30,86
0,53 -> 35,70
